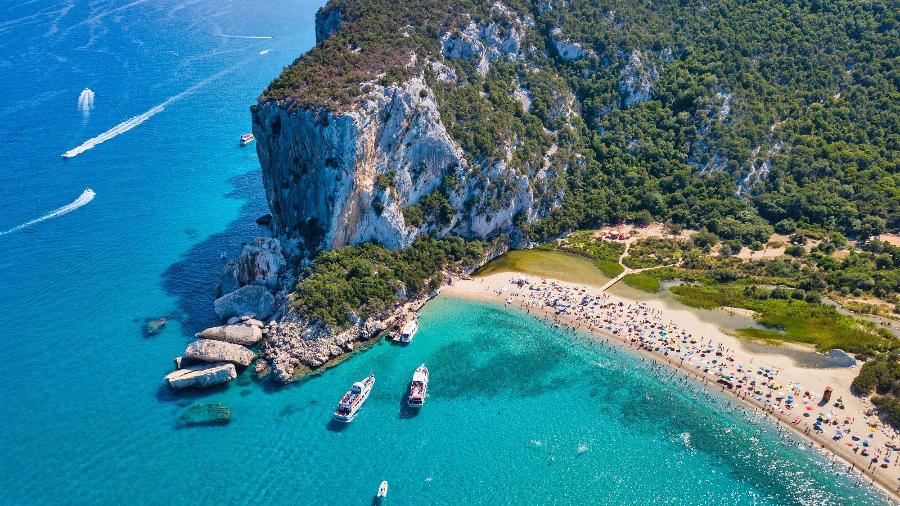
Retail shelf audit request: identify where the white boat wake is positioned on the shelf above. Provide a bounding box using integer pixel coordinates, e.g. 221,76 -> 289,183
77,88 -> 95,119
0,188 -> 95,236
258,49 -> 271,55
62,61 -> 249,158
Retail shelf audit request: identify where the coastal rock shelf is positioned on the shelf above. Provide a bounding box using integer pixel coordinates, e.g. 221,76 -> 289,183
165,362 -> 237,389
184,339 -> 256,367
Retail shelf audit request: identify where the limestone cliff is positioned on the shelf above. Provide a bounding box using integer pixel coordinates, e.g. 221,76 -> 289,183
253,2 -> 555,255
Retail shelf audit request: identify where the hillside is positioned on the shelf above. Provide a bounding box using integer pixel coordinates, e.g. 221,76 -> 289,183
256,0 -> 897,254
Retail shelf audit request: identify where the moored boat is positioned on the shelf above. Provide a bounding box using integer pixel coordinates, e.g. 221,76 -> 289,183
240,133 -> 255,146
333,372 -> 374,422
400,317 -> 418,344
407,364 -> 428,408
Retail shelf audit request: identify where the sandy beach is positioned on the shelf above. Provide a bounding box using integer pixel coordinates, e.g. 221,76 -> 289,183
445,272 -> 900,502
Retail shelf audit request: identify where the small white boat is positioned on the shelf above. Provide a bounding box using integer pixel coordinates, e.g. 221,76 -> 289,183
377,480 -> 388,498
400,318 -> 418,344
333,372 -> 374,422
240,133 -> 255,146
407,364 -> 429,408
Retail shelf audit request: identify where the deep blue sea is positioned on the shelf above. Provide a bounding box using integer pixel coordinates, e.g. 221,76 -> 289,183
0,1 -> 892,504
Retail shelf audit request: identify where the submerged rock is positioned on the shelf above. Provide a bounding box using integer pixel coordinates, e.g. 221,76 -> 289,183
184,339 -> 256,367
255,213 -> 273,225
175,403 -> 231,428
213,285 -> 274,321
142,317 -> 168,337
195,324 -> 263,346
165,362 -> 237,389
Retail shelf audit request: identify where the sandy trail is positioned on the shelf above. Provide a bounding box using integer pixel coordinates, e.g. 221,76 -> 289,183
444,272 -> 900,502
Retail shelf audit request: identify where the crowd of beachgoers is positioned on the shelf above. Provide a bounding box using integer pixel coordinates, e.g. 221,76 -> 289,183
446,274 -> 900,500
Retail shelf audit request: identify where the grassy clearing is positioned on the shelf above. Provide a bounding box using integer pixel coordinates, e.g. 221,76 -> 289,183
474,249 -> 611,286
556,231 -> 625,277
670,284 -> 890,353
621,273 -> 661,292
594,259 -> 625,277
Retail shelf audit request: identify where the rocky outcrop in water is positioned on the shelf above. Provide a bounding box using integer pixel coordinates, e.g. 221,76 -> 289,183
217,237 -> 287,296
214,285 -> 274,321
183,339 -> 256,367
195,324 -> 263,346
165,362 -> 237,389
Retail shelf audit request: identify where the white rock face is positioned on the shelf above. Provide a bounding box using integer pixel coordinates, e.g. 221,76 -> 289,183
441,19 -> 526,76
254,74 -> 543,252
550,28 -> 588,61
619,49 -> 660,107
165,362 -> 237,389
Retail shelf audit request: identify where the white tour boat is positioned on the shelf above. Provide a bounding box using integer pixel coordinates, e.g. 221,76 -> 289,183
240,133 -> 255,146
399,318 -> 419,344
333,372 -> 374,422
407,364 -> 429,408
377,480 -> 388,498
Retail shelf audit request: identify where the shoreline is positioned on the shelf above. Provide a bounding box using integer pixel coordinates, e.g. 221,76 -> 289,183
443,272 -> 900,503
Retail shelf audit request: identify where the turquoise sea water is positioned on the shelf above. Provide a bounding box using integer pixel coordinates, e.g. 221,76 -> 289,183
0,1 -> 892,504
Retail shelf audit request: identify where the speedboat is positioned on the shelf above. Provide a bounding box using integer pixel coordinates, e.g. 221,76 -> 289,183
377,480 -> 388,498
333,372 -> 374,422
407,364 -> 428,408
400,318 -> 418,344
240,133 -> 255,146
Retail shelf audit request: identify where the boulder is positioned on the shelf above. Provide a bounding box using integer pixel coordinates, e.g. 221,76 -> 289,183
255,213 -> 273,225
142,317 -> 167,337
241,317 -> 265,328
195,324 -> 262,346
213,285 -> 274,320
165,362 -> 237,389
175,403 -> 231,428
216,264 -> 241,298
184,339 -> 256,367
238,237 -> 286,289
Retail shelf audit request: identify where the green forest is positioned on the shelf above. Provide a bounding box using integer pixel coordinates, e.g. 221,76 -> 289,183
263,0 -> 897,241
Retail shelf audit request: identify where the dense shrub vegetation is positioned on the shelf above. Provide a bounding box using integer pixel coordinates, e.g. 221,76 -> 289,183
290,237 -> 484,327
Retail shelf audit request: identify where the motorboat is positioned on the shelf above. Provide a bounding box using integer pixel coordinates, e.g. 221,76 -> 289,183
400,318 -> 418,344
333,372 -> 374,422
407,364 -> 429,408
